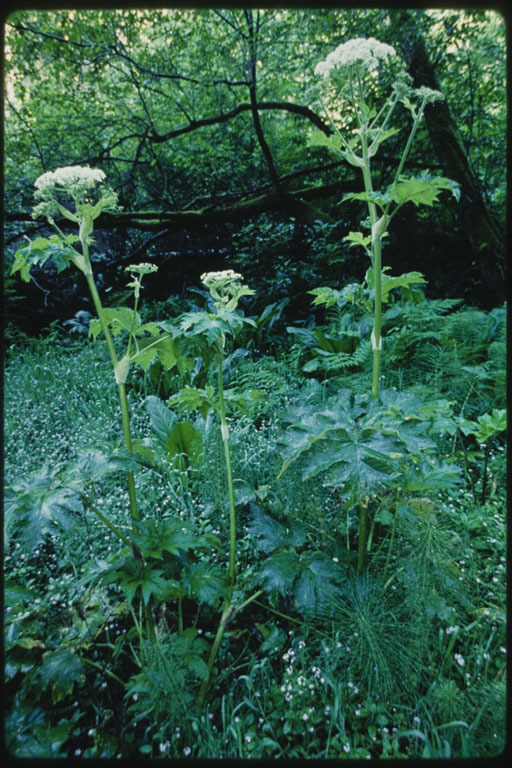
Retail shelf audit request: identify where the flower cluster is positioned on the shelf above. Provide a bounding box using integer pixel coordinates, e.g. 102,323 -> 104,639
314,36 -> 396,78
414,85 -> 445,104
125,262 -> 159,298
35,165 -> 106,193
32,165 -> 118,222
125,262 -> 159,277
201,269 -> 254,312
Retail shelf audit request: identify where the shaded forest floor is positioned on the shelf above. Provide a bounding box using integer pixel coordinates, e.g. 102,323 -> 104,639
4,293 -> 507,759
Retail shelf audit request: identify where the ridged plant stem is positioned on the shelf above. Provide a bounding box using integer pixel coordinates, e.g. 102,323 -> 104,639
216,345 -> 237,598
357,499 -> 369,576
360,124 -> 383,400
82,241 -> 139,530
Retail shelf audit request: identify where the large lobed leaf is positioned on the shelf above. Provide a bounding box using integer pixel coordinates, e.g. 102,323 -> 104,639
277,387 -> 455,498
5,464 -> 82,550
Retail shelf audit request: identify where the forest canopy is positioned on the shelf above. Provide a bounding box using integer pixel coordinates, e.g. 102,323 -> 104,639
3,7 -> 506,330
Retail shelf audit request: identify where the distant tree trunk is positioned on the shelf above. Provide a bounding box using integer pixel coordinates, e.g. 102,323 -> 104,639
389,10 -> 506,304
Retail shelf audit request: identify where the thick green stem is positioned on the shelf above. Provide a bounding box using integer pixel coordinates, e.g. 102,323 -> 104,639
481,440 -> 490,505
82,657 -> 126,688
83,260 -> 139,528
178,595 -> 184,635
197,590 -> 264,710
87,501 -> 134,550
360,133 -> 383,399
195,345 -> 239,710
382,504 -> 399,583
371,234 -> 383,398
197,602 -> 234,710
217,347 -> 237,598
357,500 -> 369,576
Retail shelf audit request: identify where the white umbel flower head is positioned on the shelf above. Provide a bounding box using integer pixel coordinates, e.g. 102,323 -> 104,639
32,165 -> 118,222
34,165 -> 106,194
201,269 -> 254,311
315,37 -> 396,78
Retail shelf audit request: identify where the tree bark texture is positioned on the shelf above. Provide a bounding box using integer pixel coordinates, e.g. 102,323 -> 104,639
389,10 -> 506,303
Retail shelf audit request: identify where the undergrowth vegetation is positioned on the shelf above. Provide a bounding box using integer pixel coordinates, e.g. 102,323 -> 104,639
4,286 -> 506,759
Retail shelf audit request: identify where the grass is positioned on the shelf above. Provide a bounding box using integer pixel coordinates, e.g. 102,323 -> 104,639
3,308 -> 507,759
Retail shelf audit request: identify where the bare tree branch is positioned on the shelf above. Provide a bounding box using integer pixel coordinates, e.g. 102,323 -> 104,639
150,101 -> 330,143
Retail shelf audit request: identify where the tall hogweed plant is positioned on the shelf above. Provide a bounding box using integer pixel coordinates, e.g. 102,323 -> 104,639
308,36 -> 460,397
277,38 -> 461,574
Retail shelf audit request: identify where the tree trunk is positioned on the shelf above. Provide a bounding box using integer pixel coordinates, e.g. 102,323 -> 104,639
389,10 -> 506,305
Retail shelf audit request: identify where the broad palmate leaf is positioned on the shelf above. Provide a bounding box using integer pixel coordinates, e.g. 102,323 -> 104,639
248,504 -> 306,553
258,549 -> 346,616
5,464 -> 81,549
278,390 -> 400,497
36,647 -> 84,704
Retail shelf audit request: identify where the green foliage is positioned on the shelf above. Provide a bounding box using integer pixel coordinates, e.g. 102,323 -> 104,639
125,628 -> 206,744
35,647 -> 85,704
277,387 -> 450,500
145,394 -> 202,468
11,234 -> 81,281
320,575 -> 421,697
457,409 -> 506,444
342,172 -> 460,209
5,463 -> 82,550
247,503 -> 306,553
4,302 -> 507,756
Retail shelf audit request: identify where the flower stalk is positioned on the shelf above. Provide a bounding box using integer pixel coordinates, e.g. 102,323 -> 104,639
195,269 -> 255,709
217,343 -> 238,598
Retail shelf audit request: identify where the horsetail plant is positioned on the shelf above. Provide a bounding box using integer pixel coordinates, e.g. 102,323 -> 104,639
309,37 -> 460,397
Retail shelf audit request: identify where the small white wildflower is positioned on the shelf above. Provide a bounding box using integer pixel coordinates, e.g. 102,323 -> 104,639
343,743 -> 351,753
302,713 -> 309,721
454,653 -> 465,667
183,746 -> 192,757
